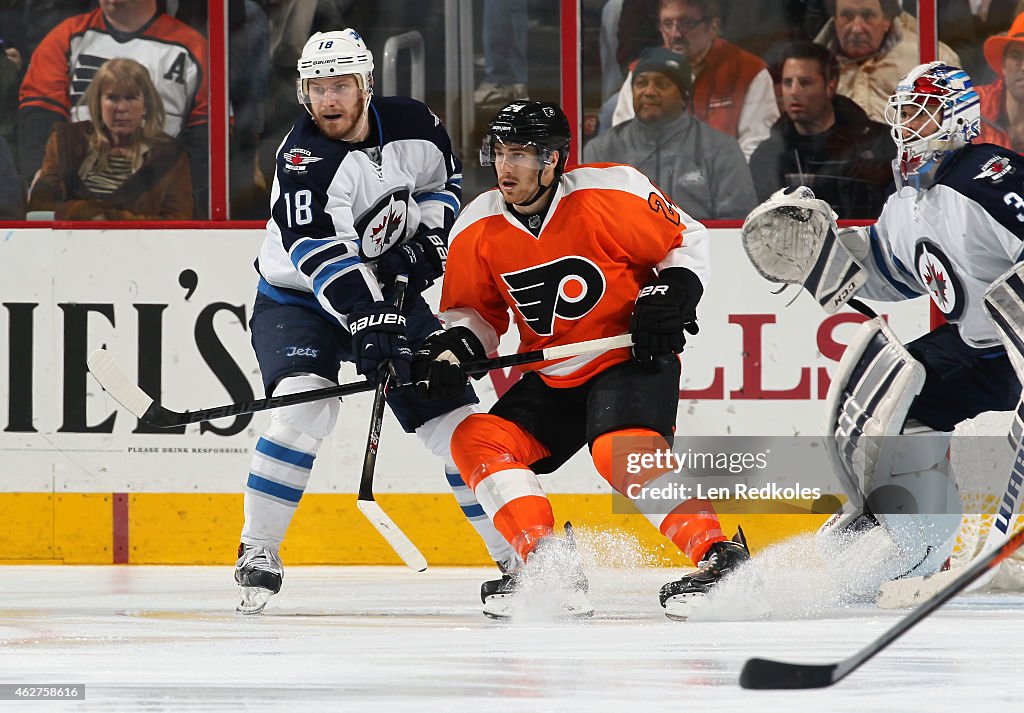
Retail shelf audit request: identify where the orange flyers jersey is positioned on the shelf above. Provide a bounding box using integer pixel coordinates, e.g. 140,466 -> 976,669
19,8 -> 209,134
440,163 -> 710,388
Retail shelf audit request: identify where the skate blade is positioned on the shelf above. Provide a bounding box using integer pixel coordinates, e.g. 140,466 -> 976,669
663,592 -> 707,621
483,591 -> 595,620
236,586 -> 274,615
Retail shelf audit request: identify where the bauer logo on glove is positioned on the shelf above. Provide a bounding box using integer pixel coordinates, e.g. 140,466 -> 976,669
348,311 -> 406,335
629,267 -> 703,363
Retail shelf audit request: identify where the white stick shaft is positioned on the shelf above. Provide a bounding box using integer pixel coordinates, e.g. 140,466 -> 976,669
540,333 -> 633,360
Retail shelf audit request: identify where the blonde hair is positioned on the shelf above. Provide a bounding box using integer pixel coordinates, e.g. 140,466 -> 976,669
82,58 -> 167,169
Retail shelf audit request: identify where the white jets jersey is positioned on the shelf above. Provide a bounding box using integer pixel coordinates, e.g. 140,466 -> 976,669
861,144 -> 1024,348
256,97 -> 461,324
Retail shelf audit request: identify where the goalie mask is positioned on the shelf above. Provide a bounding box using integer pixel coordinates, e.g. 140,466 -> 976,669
480,101 -> 571,206
296,29 -> 374,117
884,62 -> 980,194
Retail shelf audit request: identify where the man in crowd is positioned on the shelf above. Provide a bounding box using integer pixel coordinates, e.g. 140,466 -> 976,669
813,0 -> 959,122
587,47 -> 756,220
611,0 -> 779,159
749,41 -> 894,218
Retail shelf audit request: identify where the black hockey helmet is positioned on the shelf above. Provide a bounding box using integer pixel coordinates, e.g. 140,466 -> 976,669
481,101 -> 572,205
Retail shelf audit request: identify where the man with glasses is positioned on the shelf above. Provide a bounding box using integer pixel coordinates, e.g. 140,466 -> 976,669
611,0 -> 778,159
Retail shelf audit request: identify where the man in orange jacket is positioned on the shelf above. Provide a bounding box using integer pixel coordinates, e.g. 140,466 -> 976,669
974,12 -> 1024,151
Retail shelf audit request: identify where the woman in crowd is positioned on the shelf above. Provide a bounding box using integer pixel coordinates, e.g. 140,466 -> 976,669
28,57 -> 192,220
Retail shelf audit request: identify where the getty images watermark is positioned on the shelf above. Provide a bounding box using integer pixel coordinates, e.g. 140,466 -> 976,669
607,434 -> 1014,516
621,443 -> 821,506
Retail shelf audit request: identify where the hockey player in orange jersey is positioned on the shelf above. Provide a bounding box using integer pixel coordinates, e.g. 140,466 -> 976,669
411,101 -> 751,620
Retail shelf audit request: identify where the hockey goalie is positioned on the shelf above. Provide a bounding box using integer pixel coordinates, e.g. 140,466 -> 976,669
741,62 -> 1024,604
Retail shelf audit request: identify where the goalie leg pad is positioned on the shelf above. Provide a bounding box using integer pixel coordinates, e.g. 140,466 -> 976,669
877,424 -> 960,563
984,262 -> 1024,382
824,317 -> 927,508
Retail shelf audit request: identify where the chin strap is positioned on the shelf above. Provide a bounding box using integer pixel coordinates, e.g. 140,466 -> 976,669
516,173 -> 553,207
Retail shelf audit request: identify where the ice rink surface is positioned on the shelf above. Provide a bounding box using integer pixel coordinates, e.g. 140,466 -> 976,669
2,550 -> 1023,712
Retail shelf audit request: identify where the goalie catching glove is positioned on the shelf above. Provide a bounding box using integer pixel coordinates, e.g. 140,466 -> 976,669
411,326 -> 487,400
630,267 -> 703,363
375,227 -> 448,294
348,302 -> 412,385
741,186 -> 866,313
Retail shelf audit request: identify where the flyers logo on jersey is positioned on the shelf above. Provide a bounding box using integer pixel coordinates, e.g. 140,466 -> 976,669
501,257 -> 606,336
355,188 -> 410,259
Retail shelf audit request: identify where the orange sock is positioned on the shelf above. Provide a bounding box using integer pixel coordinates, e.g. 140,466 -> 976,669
451,413 -> 554,559
592,428 -> 725,563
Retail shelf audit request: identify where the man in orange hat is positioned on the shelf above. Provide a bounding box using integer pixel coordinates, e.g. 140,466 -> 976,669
975,12 -> 1024,151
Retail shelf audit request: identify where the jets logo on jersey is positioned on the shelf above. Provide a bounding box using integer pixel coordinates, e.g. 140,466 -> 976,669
974,155 -> 1014,182
354,188 -> 410,259
915,240 -> 964,320
501,257 -> 606,336
283,147 -> 324,173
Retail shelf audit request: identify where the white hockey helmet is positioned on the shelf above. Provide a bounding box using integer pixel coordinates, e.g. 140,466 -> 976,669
884,62 -> 980,190
296,29 -> 374,109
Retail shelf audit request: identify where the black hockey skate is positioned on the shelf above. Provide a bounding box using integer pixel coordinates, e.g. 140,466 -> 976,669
481,523 -> 593,620
234,543 -> 283,615
659,527 -> 751,621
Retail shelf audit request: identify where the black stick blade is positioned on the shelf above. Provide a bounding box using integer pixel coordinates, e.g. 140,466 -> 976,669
739,658 -> 838,689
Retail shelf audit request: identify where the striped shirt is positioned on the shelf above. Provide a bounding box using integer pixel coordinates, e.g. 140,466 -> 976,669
82,153 -> 134,196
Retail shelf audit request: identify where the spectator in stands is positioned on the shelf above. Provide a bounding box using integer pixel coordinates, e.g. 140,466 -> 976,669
749,41 -> 894,219
975,11 -> 1024,151
611,0 -> 780,159
586,47 -> 756,219
169,0 -> 272,218
600,0 -> 628,101
813,0 -> 959,123
474,0 -> 529,108
18,0 -> 209,216
718,0 -> 829,60
0,135 -> 25,219
0,1 -> 90,68
615,0 -> 661,82
0,38 -> 20,158
27,57 -> 193,220
258,0 -> 348,190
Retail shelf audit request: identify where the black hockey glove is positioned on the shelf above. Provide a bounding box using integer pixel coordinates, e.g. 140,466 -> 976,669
411,327 -> 487,400
375,227 -> 448,294
348,302 -> 412,386
630,267 -> 703,363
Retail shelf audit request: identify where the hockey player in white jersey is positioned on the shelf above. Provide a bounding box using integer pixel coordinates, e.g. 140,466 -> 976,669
742,62 -> 1023,592
233,29 -> 516,613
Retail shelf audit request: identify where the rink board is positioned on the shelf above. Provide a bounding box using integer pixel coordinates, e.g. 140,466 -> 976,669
0,228 -> 927,564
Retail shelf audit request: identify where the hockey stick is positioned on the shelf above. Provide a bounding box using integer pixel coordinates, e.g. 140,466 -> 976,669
739,524 -> 1024,689
88,333 -> 633,428
354,276 -> 428,572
